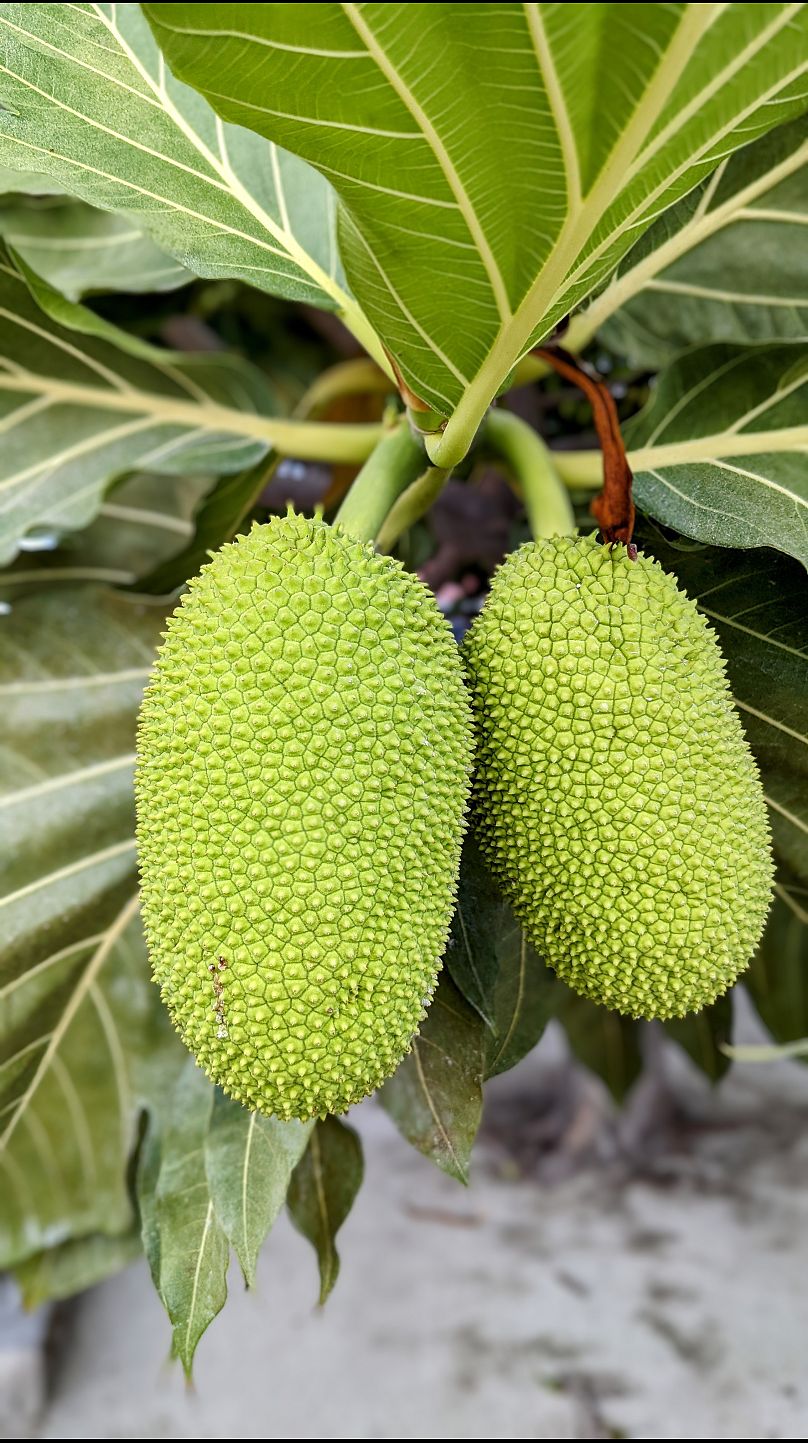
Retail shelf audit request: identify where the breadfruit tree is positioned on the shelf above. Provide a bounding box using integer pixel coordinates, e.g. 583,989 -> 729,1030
0,2 -> 806,1369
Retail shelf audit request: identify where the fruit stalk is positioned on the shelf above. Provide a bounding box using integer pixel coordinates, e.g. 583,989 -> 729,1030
483,407 -> 575,540
534,347 -> 635,546
334,420 -> 429,545
375,465 -> 450,553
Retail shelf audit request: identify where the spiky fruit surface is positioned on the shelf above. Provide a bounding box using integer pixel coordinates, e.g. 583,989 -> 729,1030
136,514 -> 473,1120
465,534 -> 773,1020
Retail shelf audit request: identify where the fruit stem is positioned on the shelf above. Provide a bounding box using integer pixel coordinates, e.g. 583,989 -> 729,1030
375,465 -> 450,553
534,346 -> 635,545
483,408 -> 575,539
334,420 -> 428,545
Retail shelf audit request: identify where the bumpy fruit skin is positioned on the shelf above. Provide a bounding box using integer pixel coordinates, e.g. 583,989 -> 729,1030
135,514 -> 473,1120
465,534 -> 773,1020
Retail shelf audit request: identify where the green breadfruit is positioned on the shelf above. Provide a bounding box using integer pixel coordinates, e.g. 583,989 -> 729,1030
135,513 -> 474,1120
464,534 -> 773,1020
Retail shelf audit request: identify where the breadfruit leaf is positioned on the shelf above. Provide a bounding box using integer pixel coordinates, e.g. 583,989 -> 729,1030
0,587 -> 177,1270
287,1115 -> 364,1305
0,3 -> 354,319
0,247 -> 277,565
205,1094 -> 312,1289
146,3 -> 808,464
576,115 -> 808,365
379,974 -> 484,1184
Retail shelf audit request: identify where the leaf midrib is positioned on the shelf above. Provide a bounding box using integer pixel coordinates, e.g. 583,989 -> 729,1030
0,371 -> 382,458
572,136 -> 808,343
431,5 -> 803,463
0,892 -> 140,1152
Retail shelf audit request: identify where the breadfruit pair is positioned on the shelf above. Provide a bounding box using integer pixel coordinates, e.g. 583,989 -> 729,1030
136,518 -> 772,1121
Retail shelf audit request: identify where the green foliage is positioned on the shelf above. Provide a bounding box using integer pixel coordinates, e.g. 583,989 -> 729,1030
0,198 -> 191,301
0,0 -> 805,1373
584,116 -> 808,364
554,988 -> 644,1104
287,1116 -> 364,1305
144,2 -> 808,464
663,997 -> 733,1084
627,344 -> 808,567
0,247 -> 274,564
379,973 -> 485,1184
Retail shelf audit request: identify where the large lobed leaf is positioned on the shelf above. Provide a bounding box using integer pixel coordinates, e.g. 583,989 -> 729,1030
0,3 -> 365,327
0,586 -> 172,1266
577,114 -> 808,365
287,1115 -> 363,1306
747,884 -> 808,1047
0,246 -> 278,563
0,197 -> 191,300
143,1061 -> 229,1373
0,471 -> 211,598
204,1091 -> 312,1289
556,343 -> 808,569
146,2 -> 808,463
379,973 -> 484,1184
136,1061 -> 314,1371
629,344 -> 808,567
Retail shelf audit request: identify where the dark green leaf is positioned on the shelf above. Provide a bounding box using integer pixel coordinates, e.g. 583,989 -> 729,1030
582,116 -> 808,366
379,973 -> 484,1184
625,344 -> 808,567
0,198 -> 191,300
445,835 -> 503,1026
0,472 -> 211,599
663,995 -> 733,1082
205,1092 -> 312,1288
747,884 -> 808,1047
134,456 -> 277,595
485,912 -> 556,1080
0,246 -> 275,564
555,988 -> 643,1103
0,583 -> 186,1271
13,1227 -> 142,1308
287,1115 -> 363,1305
137,1117 -> 164,1299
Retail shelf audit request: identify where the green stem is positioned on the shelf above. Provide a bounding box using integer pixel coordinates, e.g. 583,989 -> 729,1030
506,313 -> 596,390
294,358 -> 392,419
550,448 -> 604,489
258,417 -> 384,464
334,420 -> 427,545
484,409 -> 576,539
376,466 -> 450,553
0,370 -> 388,466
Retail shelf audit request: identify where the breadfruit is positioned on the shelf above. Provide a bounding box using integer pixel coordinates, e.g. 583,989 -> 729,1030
464,534 -> 773,1019
135,513 -> 473,1119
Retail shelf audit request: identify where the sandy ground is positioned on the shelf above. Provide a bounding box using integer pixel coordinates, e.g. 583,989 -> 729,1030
18,1001 -> 808,1441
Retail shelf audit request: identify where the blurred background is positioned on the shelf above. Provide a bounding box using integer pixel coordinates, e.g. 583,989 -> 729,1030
4,996 -> 808,1440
